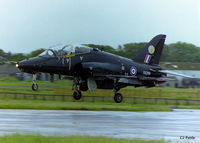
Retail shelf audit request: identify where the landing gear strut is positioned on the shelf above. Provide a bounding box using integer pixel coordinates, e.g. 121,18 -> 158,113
72,78 -> 82,100
32,74 -> 38,91
113,86 -> 123,103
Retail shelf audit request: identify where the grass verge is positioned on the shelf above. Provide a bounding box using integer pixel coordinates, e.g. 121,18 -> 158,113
0,99 -> 172,111
1,77 -> 200,100
0,77 -> 199,111
0,134 -> 168,143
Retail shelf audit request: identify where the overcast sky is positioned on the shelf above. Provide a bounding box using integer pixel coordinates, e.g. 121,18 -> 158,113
0,0 -> 200,53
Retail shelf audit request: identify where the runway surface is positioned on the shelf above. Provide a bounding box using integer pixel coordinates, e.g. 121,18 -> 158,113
0,109 -> 199,142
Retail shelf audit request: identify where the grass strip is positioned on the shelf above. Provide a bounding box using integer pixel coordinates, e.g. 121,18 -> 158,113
0,134 -> 168,143
0,99 -> 171,111
1,77 -> 200,100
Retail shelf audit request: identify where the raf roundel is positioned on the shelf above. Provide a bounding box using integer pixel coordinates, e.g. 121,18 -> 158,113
130,66 -> 137,76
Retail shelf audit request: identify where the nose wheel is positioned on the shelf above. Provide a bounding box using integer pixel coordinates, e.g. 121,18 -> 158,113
113,86 -> 123,103
72,77 -> 82,100
32,83 -> 38,91
32,74 -> 39,91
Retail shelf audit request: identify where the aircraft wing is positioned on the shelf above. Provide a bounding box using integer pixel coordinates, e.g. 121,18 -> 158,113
158,70 -> 193,78
81,62 -> 176,81
139,76 -> 168,81
93,73 -> 138,79
92,73 -> 173,81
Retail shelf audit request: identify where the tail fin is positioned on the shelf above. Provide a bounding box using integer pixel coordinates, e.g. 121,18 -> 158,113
133,34 -> 166,65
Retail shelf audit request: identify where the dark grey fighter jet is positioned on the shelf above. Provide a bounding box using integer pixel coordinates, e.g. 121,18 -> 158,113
16,34 -> 190,103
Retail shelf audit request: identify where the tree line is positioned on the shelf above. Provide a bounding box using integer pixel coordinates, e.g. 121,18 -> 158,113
1,42 -> 200,63
87,42 -> 200,62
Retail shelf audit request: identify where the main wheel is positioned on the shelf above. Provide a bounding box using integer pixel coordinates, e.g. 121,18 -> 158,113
73,90 -> 82,100
114,93 -> 123,103
32,83 -> 38,91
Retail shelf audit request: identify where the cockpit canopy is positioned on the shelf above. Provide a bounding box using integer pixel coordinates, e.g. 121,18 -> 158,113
39,45 -> 92,57
62,45 -> 91,55
39,49 -> 55,57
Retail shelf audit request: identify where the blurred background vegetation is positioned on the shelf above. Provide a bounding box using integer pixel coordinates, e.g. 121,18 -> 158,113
0,42 -> 200,63
87,42 -> 200,62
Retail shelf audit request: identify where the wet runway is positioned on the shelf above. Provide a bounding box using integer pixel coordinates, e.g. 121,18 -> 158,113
0,109 -> 199,142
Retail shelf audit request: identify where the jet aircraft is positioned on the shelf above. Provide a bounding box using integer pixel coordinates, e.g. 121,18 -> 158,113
17,34 -> 191,103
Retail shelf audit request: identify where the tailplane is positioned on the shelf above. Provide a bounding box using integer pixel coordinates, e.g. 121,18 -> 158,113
133,34 -> 166,65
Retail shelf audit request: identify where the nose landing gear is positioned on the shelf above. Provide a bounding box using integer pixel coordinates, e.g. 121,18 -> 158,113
32,74 -> 38,91
72,78 -> 82,100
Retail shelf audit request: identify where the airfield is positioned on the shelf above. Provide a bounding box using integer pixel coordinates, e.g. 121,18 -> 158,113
0,78 -> 198,143
0,0 -> 200,142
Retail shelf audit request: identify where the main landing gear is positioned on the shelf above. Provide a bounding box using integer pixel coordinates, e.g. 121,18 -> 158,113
72,78 -> 82,100
32,74 -> 38,91
73,90 -> 82,100
113,86 -> 123,103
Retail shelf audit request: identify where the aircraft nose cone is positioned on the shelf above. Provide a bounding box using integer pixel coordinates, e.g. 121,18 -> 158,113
17,57 -> 47,74
16,62 -> 19,68
17,61 -> 27,71
17,58 -> 39,74
17,60 -> 29,69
